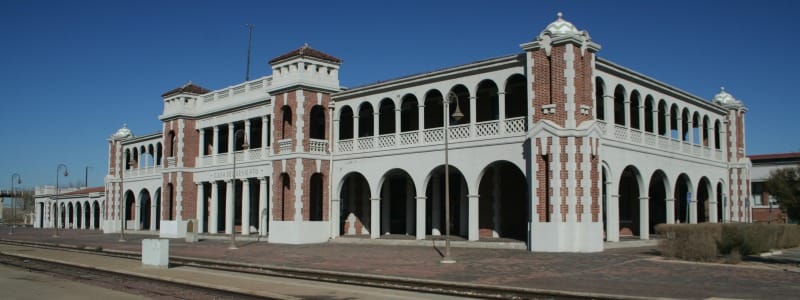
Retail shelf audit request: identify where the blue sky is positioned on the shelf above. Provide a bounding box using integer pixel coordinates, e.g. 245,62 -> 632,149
1,0 -> 798,189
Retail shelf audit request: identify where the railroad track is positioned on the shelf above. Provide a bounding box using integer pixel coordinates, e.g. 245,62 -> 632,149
0,239 -> 637,300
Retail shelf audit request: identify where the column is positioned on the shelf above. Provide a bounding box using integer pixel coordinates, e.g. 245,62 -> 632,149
370,198 -> 380,239
89,203 -> 94,230
381,181 -> 390,234
150,196 -> 157,230
227,123 -> 234,162
688,120 -> 694,144
417,105 -> 425,143
213,126 -> 220,155
663,113 -> 671,137
259,177 -> 268,236
666,198 -> 675,224
331,198 -> 341,238
639,196 -> 649,240
468,194 -> 479,241
134,198 -> 141,230
415,196 -> 426,240
394,108 -> 401,146
676,116 -> 683,141
242,179 -> 251,235
353,115 -> 359,148
262,116 -> 269,156
225,180 -> 234,234
209,181 -> 219,234
603,95 -> 613,123
469,96 -> 477,137
606,194 -> 620,242
196,183 -> 204,233
651,107 -> 658,135
198,128 -> 205,158
638,104 -> 645,133
690,195 -> 698,224
244,119 -> 251,150
498,92 -> 506,135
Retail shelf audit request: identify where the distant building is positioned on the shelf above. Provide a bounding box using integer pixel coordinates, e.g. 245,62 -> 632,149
34,14 -> 753,252
749,152 -> 800,224
34,186 -> 104,230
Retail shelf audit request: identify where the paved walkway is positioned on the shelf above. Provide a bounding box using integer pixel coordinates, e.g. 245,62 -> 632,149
3,227 -> 800,299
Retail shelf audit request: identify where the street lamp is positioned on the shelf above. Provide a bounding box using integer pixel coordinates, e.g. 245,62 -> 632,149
53,164 -> 69,237
230,128 -> 249,250
9,173 -> 21,234
442,91 -> 463,264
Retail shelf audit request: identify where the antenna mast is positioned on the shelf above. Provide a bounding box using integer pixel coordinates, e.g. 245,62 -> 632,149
245,24 -> 255,81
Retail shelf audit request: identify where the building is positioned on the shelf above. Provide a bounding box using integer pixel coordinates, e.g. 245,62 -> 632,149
749,152 -> 800,224
34,186 -> 104,230
35,14 -> 753,252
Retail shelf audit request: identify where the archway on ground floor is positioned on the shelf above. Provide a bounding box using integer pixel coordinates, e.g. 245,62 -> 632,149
246,178 -> 260,230
84,202 -> 90,229
477,161 -> 528,241
716,182 -> 724,222
124,190 -> 135,230
378,169 -> 416,236
93,201 -> 100,229
139,189 -> 152,230
602,164 -> 609,240
340,172 -> 372,235
619,165 -> 643,237
310,174 -> 324,221
233,180 -> 243,232
75,202 -> 82,229
154,188 -> 161,230
425,165 -> 468,238
215,181 -> 227,232
674,174 -> 692,224
648,170 -> 669,234
697,177 -> 712,223
68,203 -> 74,229
38,203 -> 44,228
60,203 -> 66,228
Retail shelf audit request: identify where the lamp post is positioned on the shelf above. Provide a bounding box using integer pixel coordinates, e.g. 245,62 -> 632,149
230,128 -> 249,250
120,160 -> 130,242
441,91 -> 463,264
53,164 -> 69,237
9,173 -> 21,234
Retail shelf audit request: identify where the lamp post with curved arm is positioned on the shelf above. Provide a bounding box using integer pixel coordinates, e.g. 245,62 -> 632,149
53,164 -> 69,238
230,128 -> 249,250
441,91 -> 463,264
9,173 -> 21,234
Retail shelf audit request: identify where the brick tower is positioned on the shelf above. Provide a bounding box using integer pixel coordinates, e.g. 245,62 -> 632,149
522,13 -> 604,252
712,88 -> 751,222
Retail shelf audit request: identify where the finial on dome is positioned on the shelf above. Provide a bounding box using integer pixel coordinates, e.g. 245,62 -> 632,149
557,12 -> 563,19
111,123 -> 133,140
720,86 -> 725,92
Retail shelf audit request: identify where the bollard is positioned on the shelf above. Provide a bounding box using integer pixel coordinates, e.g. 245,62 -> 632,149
142,239 -> 169,268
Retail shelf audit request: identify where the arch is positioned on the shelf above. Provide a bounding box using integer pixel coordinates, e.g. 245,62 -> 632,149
139,189 -> 152,230
168,130 -> 176,157
74,202 -> 81,229
378,169 -> 417,235
124,149 -> 132,170
595,77 -> 605,121
280,105 -> 293,139
423,89 -> 444,129
697,177 -> 713,223
692,111 -> 701,145
505,74 -> 527,119
84,202 -> 90,229
681,108 -> 690,142
400,94 -> 419,132
448,85 -> 470,125
601,162 -> 612,240
425,165 -> 468,238
716,181 -> 725,222
310,173 -> 324,221
648,170 -> 670,233
619,165 -> 644,236
278,173 -> 291,221
309,105 -> 326,140
132,148 -> 139,169
477,161 -> 528,241
124,190 -> 135,229
166,183 -> 174,221
475,79 -> 499,122
670,104 -> 680,139
702,115 -> 710,147
338,105 -> 354,140
644,95 -> 654,133
378,98 -> 396,135
358,102 -> 374,137
714,120 -> 722,149
340,172 -> 372,235
613,85 -> 626,126
674,174 -> 692,223
629,90 -> 641,129
156,142 -> 163,166
93,200 -> 100,229
154,187 -> 161,230
657,100 -> 668,136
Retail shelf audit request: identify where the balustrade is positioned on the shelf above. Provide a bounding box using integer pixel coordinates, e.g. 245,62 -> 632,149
278,139 -> 292,153
309,139 -> 328,154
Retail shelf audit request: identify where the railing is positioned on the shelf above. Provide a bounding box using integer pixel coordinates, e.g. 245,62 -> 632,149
449,124 -> 470,140
597,120 -> 724,162
475,120 -> 499,137
216,155 -> 228,164
377,134 -> 395,148
423,128 -> 443,143
166,157 -> 176,168
338,140 -> 354,152
247,148 -> 263,160
357,137 -> 374,151
278,139 -> 292,153
310,139 -> 328,154
399,132 -> 418,145
613,125 -> 628,141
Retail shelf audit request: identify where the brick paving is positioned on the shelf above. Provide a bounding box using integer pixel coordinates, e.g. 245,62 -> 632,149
3,227 -> 799,299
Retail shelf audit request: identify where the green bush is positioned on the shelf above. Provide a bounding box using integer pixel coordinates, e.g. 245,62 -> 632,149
655,223 -> 800,262
656,223 -> 720,261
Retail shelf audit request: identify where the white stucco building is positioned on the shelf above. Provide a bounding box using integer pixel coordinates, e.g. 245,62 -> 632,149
35,14 -> 753,252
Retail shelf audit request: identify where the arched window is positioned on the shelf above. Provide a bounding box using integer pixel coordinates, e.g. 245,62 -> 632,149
339,106 -> 354,140
670,104 -> 680,139
124,149 -> 132,170
280,106 -> 293,139
505,74 -> 527,119
168,130 -> 176,157
702,116 -> 710,147
595,77 -> 605,121
358,103 -> 374,137
449,85 -> 470,125
424,90 -> 443,129
692,112 -> 701,145
644,95 -> 654,133
630,90 -> 640,129
309,105 -> 326,140
657,100 -> 667,136
400,94 -> 418,132
156,143 -> 163,166
378,98 -> 395,135
714,120 -> 721,149
614,85 -> 626,126
475,80 -> 499,122
681,108 -> 690,142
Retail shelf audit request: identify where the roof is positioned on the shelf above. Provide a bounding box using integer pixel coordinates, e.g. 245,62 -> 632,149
269,44 -> 342,65
748,152 -> 800,163
61,186 -> 105,196
161,81 -> 210,98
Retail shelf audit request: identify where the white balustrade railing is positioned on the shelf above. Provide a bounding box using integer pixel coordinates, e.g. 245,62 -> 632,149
233,151 -> 245,161
475,120 -> 499,137
423,128 -> 443,143
449,124 -> 470,140
202,155 -> 212,166
630,129 -> 642,144
597,121 -> 607,135
357,137 -> 374,150
278,139 -> 292,153
505,117 -> 526,134
644,133 -> 656,147
399,132 -> 418,145
247,148 -> 262,160
613,125 -> 628,141
216,155 -> 228,164
377,134 -> 395,148
310,139 -> 328,154
338,140 -> 353,153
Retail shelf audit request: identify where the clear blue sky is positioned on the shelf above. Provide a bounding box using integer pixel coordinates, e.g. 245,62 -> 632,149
1,0 -> 798,189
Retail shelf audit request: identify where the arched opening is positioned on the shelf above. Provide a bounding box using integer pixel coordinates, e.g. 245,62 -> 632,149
675,174 -> 692,224
475,80 -> 499,122
358,103 -> 374,137
125,149 -> 132,170
247,178 -> 260,230
215,181 -> 226,232
154,188 -> 161,230
75,202 -> 81,229
613,85 -> 626,126
648,171 -> 669,234
124,190 -> 135,230
426,165 -> 468,238
339,106 -> 354,140
681,108 -> 690,142
378,98 -> 395,135
670,104 -> 680,139
218,124 -> 229,153
310,173 -> 324,221
278,173 -> 291,221
166,183 -> 174,221
714,120 -> 721,149
249,117 -> 263,149
505,74 -> 527,119
619,166 -> 642,237
93,201 -> 100,229
716,182 -> 724,222
478,161 -> 528,241
156,143 -> 163,166
449,85 -> 471,126
309,105 -> 326,140
147,145 -> 155,167
139,189 -> 151,230
280,105 -> 293,139
84,202 -> 90,229
168,131 -> 176,157
702,116 -> 710,147
644,95 -> 654,133
61,203 -> 67,229
630,90 -> 640,130
424,90 -> 444,129
132,148 -> 139,169
692,112 -> 701,145
658,100 -> 668,136
697,177 -> 712,223
595,77 -> 605,121
340,172 -> 371,236
400,94 -> 419,132
602,165 -> 609,240
379,169 -> 416,236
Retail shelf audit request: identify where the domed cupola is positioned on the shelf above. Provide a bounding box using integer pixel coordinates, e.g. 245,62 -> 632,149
110,124 -> 133,140
712,87 -> 744,108
541,12 -> 581,37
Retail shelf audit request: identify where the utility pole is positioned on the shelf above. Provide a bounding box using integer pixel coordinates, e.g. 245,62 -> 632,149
84,166 -> 92,189
245,24 -> 255,81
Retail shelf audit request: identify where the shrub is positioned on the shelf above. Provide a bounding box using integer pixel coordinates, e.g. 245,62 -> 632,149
656,223 -> 720,261
655,223 -> 800,262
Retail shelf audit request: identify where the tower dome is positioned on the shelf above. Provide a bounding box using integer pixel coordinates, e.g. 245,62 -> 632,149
712,87 -> 742,106
111,124 -> 133,140
541,12 -> 581,36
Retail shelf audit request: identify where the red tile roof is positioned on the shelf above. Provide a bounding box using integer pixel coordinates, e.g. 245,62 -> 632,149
161,81 -> 210,98
269,44 -> 342,64
748,152 -> 800,162
61,186 -> 105,196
